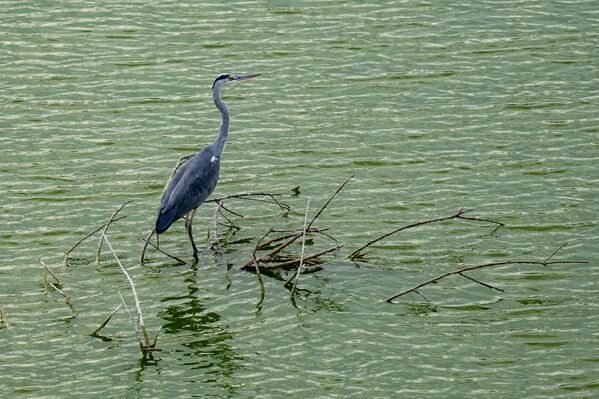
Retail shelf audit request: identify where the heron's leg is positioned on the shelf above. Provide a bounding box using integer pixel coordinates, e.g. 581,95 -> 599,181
186,208 -> 199,262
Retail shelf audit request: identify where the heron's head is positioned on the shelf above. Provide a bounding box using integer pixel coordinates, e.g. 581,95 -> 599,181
212,73 -> 260,90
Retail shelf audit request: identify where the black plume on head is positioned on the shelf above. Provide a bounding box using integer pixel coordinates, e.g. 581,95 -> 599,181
212,74 -> 231,89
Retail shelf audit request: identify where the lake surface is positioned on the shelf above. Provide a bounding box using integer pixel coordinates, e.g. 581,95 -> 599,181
1,1 -> 598,397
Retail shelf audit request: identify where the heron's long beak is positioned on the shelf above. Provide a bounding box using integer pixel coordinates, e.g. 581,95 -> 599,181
235,73 -> 260,81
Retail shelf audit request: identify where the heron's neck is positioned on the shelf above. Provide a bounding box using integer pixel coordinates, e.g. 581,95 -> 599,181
213,85 -> 229,156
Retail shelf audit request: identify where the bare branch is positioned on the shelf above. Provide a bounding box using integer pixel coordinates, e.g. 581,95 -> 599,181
543,243 -> 567,264
90,302 -> 123,337
306,175 -> 353,230
207,191 -> 290,211
458,272 -> 504,292
385,246 -> 588,303
259,245 -> 343,271
118,291 -> 138,335
349,208 -> 503,260
63,216 -> 126,264
219,203 -> 243,218
96,201 -> 132,265
101,230 -> 151,350
48,281 -> 77,316
255,261 -> 266,307
40,259 -> 65,288
290,199 -> 311,302
139,229 -> 155,264
210,200 -> 224,251
137,234 -> 186,265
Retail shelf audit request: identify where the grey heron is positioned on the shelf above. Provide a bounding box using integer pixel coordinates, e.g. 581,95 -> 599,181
154,73 -> 260,261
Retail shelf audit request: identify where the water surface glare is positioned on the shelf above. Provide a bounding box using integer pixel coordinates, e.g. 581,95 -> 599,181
1,1 -> 598,398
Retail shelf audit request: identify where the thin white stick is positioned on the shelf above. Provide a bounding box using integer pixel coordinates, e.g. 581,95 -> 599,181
48,282 -> 77,315
290,199 -> 310,300
102,230 -> 149,345
96,201 -> 132,265
119,291 -> 139,335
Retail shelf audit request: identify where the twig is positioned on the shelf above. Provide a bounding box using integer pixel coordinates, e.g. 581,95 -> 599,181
385,246 -> 588,303
219,203 -> 243,218
257,228 -> 332,250
0,305 -> 8,327
96,201 -> 132,265
207,191 -> 290,211
255,260 -> 266,307
40,259 -> 65,288
458,272 -> 504,292
139,229 -> 155,264
63,216 -> 127,264
102,230 -> 154,353
217,204 -> 240,228
210,200 -> 224,251
290,199 -> 310,302
260,245 -> 343,271
543,243 -> 567,264
348,208 -> 503,260
48,282 -> 77,316
90,303 -> 123,337
250,230 -> 269,304
306,175 -> 353,230
137,234 -> 186,264
240,177 -> 352,271
119,291 -> 138,335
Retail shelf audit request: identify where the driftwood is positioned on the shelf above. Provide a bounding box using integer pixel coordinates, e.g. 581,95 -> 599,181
385,244 -> 588,303
348,208 -> 504,260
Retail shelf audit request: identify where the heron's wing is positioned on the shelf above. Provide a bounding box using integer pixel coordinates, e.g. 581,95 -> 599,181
159,146 -> 221,219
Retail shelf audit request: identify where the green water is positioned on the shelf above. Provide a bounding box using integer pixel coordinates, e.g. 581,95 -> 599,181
1,1 -> 598,397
